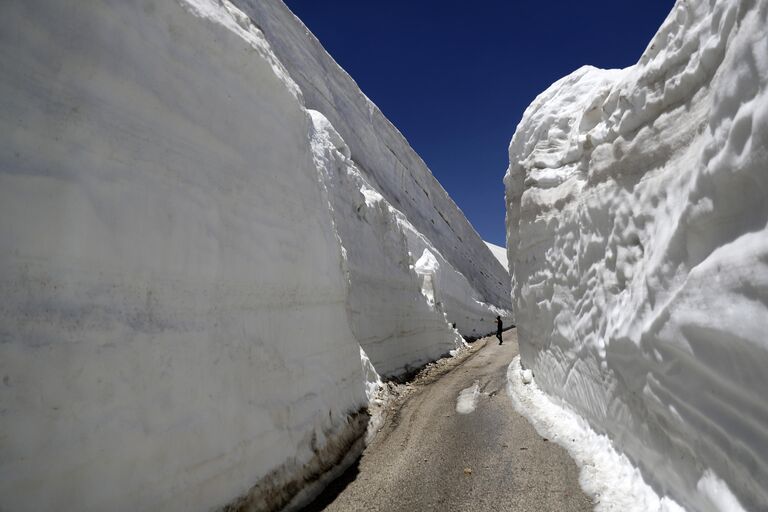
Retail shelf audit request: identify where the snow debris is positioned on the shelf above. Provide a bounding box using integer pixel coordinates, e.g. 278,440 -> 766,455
455,381 -> 480,414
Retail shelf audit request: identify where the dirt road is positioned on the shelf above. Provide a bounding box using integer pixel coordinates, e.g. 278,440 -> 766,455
302,328 -> 592,511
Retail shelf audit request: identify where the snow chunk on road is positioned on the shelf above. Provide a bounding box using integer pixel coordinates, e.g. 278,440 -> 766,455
456,381 -> 480,414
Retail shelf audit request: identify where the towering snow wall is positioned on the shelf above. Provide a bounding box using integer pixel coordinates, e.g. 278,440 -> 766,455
0,1 -> 510,510
505,1 -> 768,510
231,0 -> 512,326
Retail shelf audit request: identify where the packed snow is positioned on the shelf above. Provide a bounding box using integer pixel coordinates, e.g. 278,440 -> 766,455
0,1 -> 511,511
505,0 -> 768,510
484,241 -> 509,272
456,381 -> 481,414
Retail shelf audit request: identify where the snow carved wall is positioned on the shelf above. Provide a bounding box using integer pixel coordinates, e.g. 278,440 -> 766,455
0,0 -> 510,510
309,110 -> 463,378
505,0 -> 768,510
229,0 -> 512,318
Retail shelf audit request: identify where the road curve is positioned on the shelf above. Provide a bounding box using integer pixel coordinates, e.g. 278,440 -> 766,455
303,328 -> 593,511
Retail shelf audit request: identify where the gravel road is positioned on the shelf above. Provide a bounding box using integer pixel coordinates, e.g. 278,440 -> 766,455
302,328 -> 593,511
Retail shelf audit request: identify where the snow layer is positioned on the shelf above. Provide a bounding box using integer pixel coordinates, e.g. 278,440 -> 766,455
485,241 -> 510,272
505,1 -> 768,510
0,0 -> 511,510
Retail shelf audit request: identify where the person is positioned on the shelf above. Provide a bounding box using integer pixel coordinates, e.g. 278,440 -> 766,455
496,316 -> 503,345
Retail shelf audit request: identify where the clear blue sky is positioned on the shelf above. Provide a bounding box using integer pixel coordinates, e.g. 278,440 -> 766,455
284,1 -> 675,246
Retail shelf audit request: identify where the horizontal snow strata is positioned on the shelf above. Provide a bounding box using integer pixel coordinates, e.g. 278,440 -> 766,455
505,0 -> 768,510
456,381 -> 480,414
0,1 -> 366,511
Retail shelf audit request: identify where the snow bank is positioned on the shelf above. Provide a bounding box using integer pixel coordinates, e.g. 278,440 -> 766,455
0,0 -> 510,510
505,1 -> 768,510
507,357 -> 690,512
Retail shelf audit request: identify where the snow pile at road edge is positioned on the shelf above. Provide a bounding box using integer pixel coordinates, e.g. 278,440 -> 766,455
507,356 -> 722,512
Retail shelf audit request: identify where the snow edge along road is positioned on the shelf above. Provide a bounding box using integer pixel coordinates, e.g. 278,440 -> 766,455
506,357 -> 745,512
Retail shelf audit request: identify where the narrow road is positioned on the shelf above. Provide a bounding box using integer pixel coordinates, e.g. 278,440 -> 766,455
304,328 -> 593,511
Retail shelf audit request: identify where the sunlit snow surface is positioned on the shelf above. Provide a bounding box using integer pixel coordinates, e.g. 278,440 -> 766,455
507,357 -> 746,512
506,0 -> 768,509
484,241 -> 509,272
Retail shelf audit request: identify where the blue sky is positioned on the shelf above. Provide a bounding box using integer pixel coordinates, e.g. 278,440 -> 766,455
284,1 -> 675,246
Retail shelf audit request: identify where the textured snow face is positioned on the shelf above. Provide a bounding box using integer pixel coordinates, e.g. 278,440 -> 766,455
505,1 -> 768,510
0,0 -> 511,510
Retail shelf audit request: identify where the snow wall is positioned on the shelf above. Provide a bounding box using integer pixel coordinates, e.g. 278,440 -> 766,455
505,1 -> 768,510
0,1 -> 511,511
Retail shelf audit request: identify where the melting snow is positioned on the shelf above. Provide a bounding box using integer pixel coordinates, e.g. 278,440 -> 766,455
456,381 -> 480,414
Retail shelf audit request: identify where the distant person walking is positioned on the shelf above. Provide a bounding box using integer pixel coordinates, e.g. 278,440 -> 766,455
496,316 -> 503,345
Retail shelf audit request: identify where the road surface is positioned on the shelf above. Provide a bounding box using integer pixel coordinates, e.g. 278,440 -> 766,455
302,328 -> 593,511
